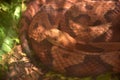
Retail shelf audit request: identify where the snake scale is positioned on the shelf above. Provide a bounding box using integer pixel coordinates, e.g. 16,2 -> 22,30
19,0 -> 120,77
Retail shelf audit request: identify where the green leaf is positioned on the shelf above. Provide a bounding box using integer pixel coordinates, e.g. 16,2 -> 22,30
1,43 -> 12,53
14,6 -> 21,20
0,50 -> 5,56
13,38 -> 20,44
4,37 -> 14,48
0,26 -> 6,46
0,2 -> 10,12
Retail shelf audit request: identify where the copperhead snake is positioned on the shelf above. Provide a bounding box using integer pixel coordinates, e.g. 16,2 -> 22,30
19,0 -> 120,77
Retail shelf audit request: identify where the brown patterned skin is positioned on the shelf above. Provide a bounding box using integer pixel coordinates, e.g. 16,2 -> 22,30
19,0 -> 120,77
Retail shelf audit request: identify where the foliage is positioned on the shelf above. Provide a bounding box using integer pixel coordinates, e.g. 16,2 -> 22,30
0,0 -> 24,79
0,0 -> 23,60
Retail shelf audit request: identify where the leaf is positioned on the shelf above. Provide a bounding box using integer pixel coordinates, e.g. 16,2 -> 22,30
13,38 -> 20,44
0,2 -> 10,12
0,26 -> 6,46
1,43 -> 12,53
3,37 -> 14,48
0,50 -> 5,56
14,6 -> 21,20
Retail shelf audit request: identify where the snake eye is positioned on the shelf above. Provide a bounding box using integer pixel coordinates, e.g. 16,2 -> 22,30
73,14 -> 91,26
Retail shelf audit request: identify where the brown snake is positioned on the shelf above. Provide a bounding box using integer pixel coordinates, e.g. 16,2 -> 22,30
19,0 -> 120,77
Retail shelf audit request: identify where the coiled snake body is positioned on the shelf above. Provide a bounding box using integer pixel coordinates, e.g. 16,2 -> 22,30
19,0 -> 120,77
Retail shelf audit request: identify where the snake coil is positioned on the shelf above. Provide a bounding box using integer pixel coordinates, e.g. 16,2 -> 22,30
19,0 -> 120,77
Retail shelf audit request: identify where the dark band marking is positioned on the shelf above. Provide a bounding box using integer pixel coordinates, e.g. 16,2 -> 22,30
65,55 -> 113,77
